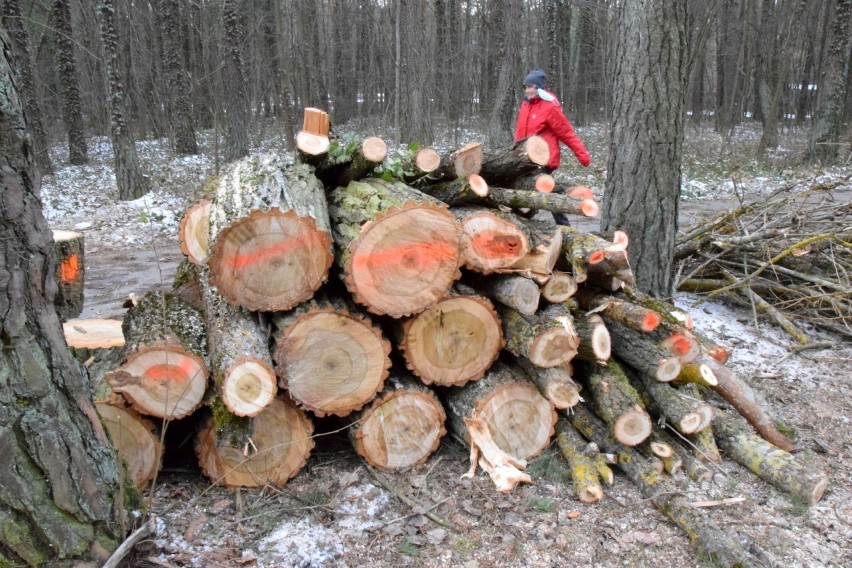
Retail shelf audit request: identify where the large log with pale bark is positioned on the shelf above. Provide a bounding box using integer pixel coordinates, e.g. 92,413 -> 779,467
206,154 -> 334,312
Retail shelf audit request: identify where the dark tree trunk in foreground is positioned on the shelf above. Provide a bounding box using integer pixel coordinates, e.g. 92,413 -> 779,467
2,0 -> 53,174
602,0 -> 688,297
158,0 -> 198,155
97,0 -> 150,200
809,0 -> 852,163
51,0 -> 88,165
0,30 -> 123,566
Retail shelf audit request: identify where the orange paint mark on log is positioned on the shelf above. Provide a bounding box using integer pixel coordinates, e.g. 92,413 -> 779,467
144,358 -> 195,383
580,199 -> 599,217
665,333 -> 694,357
353,241 -> 456,272
707,346 -> 729,363
230,237 -> 311,269
641,312 -> 661,332
568,186 -> 594,200
59,253 -> 80,283
470,231 -> 524,259
587,250 -> 605,265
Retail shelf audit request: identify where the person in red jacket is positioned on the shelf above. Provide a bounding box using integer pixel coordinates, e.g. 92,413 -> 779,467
514,68 -> 591,225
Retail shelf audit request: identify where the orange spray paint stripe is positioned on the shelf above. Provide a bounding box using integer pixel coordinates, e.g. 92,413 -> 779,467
229,236 -> 314,269
143,357 -> 197,383
59,254 -> 79,282
470,231 -> 524,258
352,241 -> 456,271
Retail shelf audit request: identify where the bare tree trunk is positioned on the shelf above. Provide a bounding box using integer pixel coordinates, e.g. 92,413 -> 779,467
602,0 -> 688,297
158,0 -> 198,155
0,30 -> 124,566
2,0 -> 53,174
223,0 -> 250,161
809,0 -> 852,163
51,0 -> 88,165
97,0 -> 150,200
487,0 -> 521,147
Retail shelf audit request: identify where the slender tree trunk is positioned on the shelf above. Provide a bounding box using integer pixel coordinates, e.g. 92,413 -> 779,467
97,0 -> 150,200
809,0 -> 852,163
602,0 -> 688,297
0,29 -> 124,566
2,0 -> 53,174
222,0 -> 250,161
51,0 -> 88,165
158,0 -> 197,155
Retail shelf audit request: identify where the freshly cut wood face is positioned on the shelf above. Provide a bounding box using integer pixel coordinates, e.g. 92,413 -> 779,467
460,213 -> 529,271
63,318 -> 125,349
356,390 -> 446,470
208,209 -> 333,312
197,397 -> 314,488
96,403 -> 161,488
222,359 -> 277,417
346,205 -> 461,318
277,311 -> 390,417
402,296 -> 502,387
179,200 -> 212,265
108,344 -> 208,419
476,381 -> 556,460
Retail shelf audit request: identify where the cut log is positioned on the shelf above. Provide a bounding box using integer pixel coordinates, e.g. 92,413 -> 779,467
178,200 -> 212,265
350,374 -> 447,471
430,141 -> 483,181
296,107 -> 330,163
569,311 -> 612,363
568,405 -> 772,568
713,411 -> 828,504
202,271 -> 277,417
516,357 -> 581,409
702,357 -> 797,452
558,226 -> 628,284
196,396 -> 315,488
454,206 -> 531,272
462,416 -> 532,492
420,174 -> 490,204
689,424 -> 723,463
461,275 -> 540,316
445,361 -> 557,461
655,429 -> 713,483
272,301 -> 391,417
505,224 -> 563,278
485,186 -> 599,217
206,155 -> 334,312
575,289 -> 661,333
478,136 -> 549,185
52,229 -> 85,321
498,303 -> 579,368
540,271 -> 577,303
399,147 -> 442,184
504,172 -> 556,193
580,360 -> 653,446
313,136 -> 387,187
301,106 -> 330,135
675,361 -> 718,387
329,178 -> 462,318
603,318 -> 683,382
106,292 -> 208,420
95,403 -> 161,488
555,419 -> 605,503
635,374 -> 713,434
399,294 -> 502,387
63,318 -> 125,362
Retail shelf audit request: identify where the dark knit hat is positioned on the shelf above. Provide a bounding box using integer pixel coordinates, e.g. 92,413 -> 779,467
523,68 -> 547,89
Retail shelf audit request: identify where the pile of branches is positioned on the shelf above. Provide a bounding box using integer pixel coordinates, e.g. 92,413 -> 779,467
674,177 -> 852,343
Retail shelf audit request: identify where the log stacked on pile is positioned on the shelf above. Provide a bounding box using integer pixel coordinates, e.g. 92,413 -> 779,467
77,113 -> 831,566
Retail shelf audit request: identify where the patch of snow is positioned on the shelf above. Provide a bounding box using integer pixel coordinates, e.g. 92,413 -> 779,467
255,517 -> 345,568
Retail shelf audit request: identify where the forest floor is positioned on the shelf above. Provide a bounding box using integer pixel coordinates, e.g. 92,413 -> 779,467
42,121 -> 851,567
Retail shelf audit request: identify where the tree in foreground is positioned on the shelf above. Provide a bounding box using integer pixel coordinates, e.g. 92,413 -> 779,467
601,0 -> 688,297
0,30 -> 124,565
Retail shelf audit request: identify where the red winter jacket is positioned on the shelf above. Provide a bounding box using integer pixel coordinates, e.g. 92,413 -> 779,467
514,91 -> 591,171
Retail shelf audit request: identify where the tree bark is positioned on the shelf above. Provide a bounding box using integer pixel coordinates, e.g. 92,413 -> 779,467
157,0 -> 198,155
51,0 -> 87,165
0,34 -> 122,564
602,0 -> 688,296
222,0 -> 250,161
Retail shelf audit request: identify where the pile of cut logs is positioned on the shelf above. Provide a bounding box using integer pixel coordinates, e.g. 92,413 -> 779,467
66,109 -> 829,567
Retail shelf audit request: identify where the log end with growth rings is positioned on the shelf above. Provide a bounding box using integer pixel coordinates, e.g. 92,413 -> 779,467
179,199 -> 212,265
352,388 -> 447,471
208,208 -> 334,312
460,211 -> 530,271
401,295 -> 503,387
475,381 -> 557,460
524,135 -> 550,166
362,136 -> 388,163
655,357 -> 683,382
96,403 -> 161,488
468,173 -> 489,196
614,407 -> 653,446
580,199 -> 599,218
296,131 -> 331,156
529,317 -> 580,368
345,201 -> 462,318
222,358 -> 277,417
413,147 -> 441,173
535,174 -> 555,193
274,308 -> 391,417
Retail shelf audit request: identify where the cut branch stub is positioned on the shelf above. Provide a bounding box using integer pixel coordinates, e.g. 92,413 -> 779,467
208,208 -> 333,311
179,199 -> 212,265
350,375 -> 447,471
196,396 -> 315,488
400,294 -> 503,387
273,306 -> 391,417
329,178 -> 463,317
96,403 -> 161,488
